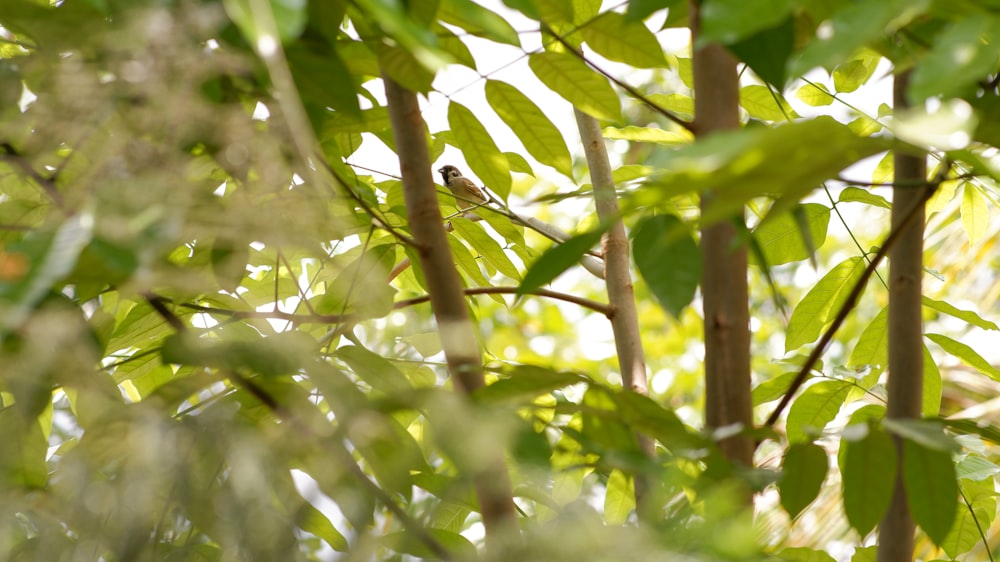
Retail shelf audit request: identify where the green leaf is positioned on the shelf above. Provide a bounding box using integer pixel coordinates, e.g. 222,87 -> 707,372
378,44 -> 435,93
646,93 -> 694,120
795,82 -> 834,107
335,345 -> 412,394
602,125 -> 692,144
841,424 -> 896,536
286,42 -> 360,116
922,296 -> 998,331
446,235 -> 490,286
780,442 -> 828,519
485,80 -> 573,178
751,203 -> 829,266
381,528 -> 477,560
438,0 -> 521,46
625,0 -> 683,23
728,16 -> 794,88
910,15 -> 1000,102
634,118 -> 888,225
518,225 -> 607,294
926,333 -> 1000,381
961,183 -> 988,244
903,439 -> 958,546
923,344 -> 942,417
785,256 -> 865,352
475,365 -> 585,403
847,306 -> 888,373
528,51 -> 622,122
786,380 -> 851,443
296,502 -> 349,552
632,214 -> 700,318
791,0 -> 929,75
778,547 -> 836,562
941,478 -> 996,558
451,217 -> 520,280
739,85 -> 797,121
956,454 -> 1000,481
223,0 -> 306,43
448,101 -> 512,200
838,186 -> 891,209
883,419 -> 959,453
504,151 -> 534,175
581,11 -> 667,68
752,371 -> 801,406
697,0 -> 794,45
0,409 -> 48,489
832,52 -> 879,94
604,469 -> 635,525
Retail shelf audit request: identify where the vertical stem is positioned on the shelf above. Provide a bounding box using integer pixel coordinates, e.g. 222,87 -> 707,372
574,109 -> 655,512
877,69 -> 926,562
689,1 -> 754,467
382,76 -> 518,541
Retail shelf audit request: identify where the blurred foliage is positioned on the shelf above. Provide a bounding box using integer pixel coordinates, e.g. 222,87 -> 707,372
0,0 -> 999,560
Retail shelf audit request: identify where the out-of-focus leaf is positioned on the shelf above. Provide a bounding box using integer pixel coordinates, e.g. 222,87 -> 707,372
779,441 -> 827,519
795,82 -> 834,106
791,0 -> 929,75
0,409 -> 48,489
518,225 -> 607,293
697,0 -> 793,45
751,203 -> 829,266
910,15 -> 1000,102
286,42 -> 360,116
223,0 -> 307,43
841,424 -> 896,536
739,85 -> 797,121
336,345 -> 412,394
625,0 -> 683,22
961,183 -> 988,244
528,51 -> 622,122
604,469 -> 635,525
941,478 -> 995,558
632,214 -> 700,318
448,101 -> 512,201
634,118 -> 888,224
380,528 -> 477,560
439,0 -> 521,46
832,51 -> 879,93
923,344 -> 942,417
728,16 -> 794,88
903,438 -> 958,546
603,125 -> 692,144
752,371 -> 801,406
475,365 -> 585,403
296,502 -> 349,552
838,186 -> 891,209
581,11 -> 667,68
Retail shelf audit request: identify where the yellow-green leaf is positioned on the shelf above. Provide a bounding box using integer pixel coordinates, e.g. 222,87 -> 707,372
528,51 -> 622,122
740,84 -> 798,121
604,469 -> 635,525
485,80 -> 573,178
580,11 -> 667,68
447,101 -> 512,200
451,217 -> 521,280
795,82 -> 834,107
960,183 -> 988,244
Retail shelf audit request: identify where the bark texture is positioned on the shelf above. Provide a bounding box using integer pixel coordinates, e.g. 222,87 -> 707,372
689,1 -> 754,466
574,109 -> 655,511
877,69 -> 927,562
382,76 -> 518,539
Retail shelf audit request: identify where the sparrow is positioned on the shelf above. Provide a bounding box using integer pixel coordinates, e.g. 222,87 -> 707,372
438,165 -> 489,211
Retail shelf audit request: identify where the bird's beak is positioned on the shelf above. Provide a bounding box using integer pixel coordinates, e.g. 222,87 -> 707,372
436,167 -> 445,173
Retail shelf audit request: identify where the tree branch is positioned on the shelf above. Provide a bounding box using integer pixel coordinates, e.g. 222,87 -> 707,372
764,161 -> 948,428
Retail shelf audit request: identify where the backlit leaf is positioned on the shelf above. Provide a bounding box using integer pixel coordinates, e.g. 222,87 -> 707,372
581,11 -> 667,68
780,441 -> 828,518
785,257 -> 866,352
529,51 -> 622,122
903,438 -> 958,545
841,424 -> 896,536
485,80 -> 573,178
786,379 -> 851,443
632,214 -> 700,318
448,101 -> 512,200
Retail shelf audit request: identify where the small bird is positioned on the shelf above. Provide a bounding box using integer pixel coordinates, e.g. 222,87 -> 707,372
438,165 -> 488,211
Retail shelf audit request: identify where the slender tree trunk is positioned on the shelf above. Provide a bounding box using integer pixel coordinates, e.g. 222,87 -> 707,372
689,1 -> 754,467
382,76 -> 518,542
574,109 -> 656,513
877,69 -> 926,562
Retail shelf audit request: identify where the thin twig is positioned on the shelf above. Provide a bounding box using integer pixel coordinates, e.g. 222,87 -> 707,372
764,163 -> 950,428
